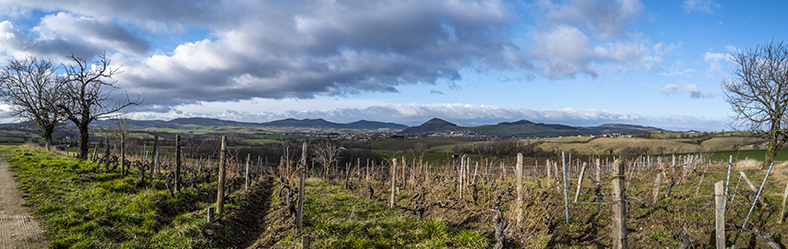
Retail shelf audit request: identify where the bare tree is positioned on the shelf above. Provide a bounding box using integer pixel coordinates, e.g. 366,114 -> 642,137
311,141 -> 343,179
0,56 -> 65,151
59,52 -> 142,160
723,40 -> 788,169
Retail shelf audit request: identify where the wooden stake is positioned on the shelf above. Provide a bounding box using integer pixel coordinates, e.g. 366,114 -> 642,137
516,153 -> 523,228
780,181 -> 788,223
714,181 -> 725,249
245,154 -> 250,190
573,162 -> 586,202
216,136 -> 227,215
297,142 -> 306,233
390,158 -> 397,208
120,133 -> 125,176
175,135 -> 181,192
651,172 -> 662,204
611,159 -> 627,249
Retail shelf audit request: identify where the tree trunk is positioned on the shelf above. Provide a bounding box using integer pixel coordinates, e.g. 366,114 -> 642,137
764,130 -> 779,170
78,122 -> 90,160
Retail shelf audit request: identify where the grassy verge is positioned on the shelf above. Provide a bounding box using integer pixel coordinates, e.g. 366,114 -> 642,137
1,146 -> 279,248
273,178 -> 488,248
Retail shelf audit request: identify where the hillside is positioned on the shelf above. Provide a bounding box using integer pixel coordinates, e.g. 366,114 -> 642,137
400,118 -> 683,137
262,118 -> 407,130
400,118 -> 458,134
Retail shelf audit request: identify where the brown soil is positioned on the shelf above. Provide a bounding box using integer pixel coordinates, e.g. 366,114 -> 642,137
0,158 -> 47,248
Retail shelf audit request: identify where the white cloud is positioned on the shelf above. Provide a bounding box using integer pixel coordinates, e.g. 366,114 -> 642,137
0,0 -> 534,111
682,0 -> 721,14
684,83 -> 718,98
529,0 -> 666,79
34,12 -> 151,56
660,60 -> 696,77
660,84 -> 681,95
704,51 -> 731,79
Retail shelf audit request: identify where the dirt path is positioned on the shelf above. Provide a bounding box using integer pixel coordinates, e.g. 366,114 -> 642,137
0,158 -> 47,248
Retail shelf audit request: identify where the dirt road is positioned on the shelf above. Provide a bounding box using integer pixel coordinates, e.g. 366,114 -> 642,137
0,158 -> 46,248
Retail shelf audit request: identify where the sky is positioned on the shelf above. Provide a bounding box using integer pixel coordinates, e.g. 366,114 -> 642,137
0,0 -> 785,131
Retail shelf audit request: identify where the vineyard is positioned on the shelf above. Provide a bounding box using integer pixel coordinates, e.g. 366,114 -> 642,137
5,133 -> 788,248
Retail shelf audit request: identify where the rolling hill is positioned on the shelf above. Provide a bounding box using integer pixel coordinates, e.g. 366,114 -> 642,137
399,118 -> 684,137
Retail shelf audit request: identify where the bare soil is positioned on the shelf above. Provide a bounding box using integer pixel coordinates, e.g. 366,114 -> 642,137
0,158 -> 47,248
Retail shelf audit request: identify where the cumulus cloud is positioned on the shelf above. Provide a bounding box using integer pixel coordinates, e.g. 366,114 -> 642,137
529,0 -> 667,79
660,60 -> 696,77
682,0 -> 721,14
1,0 -> 669,111
0,0 -> 532,110
34,12 -> 151,56
704,51 -> 731,79
136,103 -> 724,131
660,84 -> 681,95
684,83 -> 718,98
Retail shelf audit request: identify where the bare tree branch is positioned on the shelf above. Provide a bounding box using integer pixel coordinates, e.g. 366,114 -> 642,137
723,40 -> 788,169
0,56 -> 66,150
59,52 -> 143,160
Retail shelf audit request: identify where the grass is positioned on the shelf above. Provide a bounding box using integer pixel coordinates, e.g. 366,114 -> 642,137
2,147 -> 218,248
274,178 -> 489,248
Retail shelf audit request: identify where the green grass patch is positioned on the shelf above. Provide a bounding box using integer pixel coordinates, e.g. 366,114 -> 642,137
275,178 -> 488,248
3,147 -> 215,248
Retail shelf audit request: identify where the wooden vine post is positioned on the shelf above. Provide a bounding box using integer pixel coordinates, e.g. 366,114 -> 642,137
216,135 -> 227,215
298,142 -> 306,233
390,158 -> 397,208
175,135 -> 182,192
120,133 -> 125,176
573,162 -> 587,202
516,153 -> 523,228
104,138 -> 110,172
781,181 -> 788,223
714,181 -> 725,249
152,135 -> 158,177
611,159 -> 627,249
245,154 -> 250,190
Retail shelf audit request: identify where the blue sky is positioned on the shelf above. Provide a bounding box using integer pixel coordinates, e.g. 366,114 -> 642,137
0,0 -> 785,131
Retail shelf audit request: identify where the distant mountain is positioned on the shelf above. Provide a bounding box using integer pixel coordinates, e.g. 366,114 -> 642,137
261,118 -> 407,131
400,118 -> 683,137
400,118 -> 458,134
581,123 -> 672,134
168,117 -> 259,127
91,117 -> 408,131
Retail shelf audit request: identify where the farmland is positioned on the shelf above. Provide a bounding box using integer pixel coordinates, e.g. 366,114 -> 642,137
2,119 -> 788,248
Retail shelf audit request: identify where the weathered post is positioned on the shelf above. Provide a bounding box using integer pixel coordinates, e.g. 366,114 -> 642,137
120,133 -> 125,176
611,159 -> 627,249
724,156 -> 732,211
547,159 -> 552,189
152,135 -> 158,177
175,135 -> 182,192
297,142 -> 306,233
573,162 -> 587,202
104,138 -> 110,172
714,181 -> 725,249
651,172 -> 662,204
516,153 -> 523,228
780,181 -> 788,223
245,154 -> 251,190
216,135 -> 227,215
390,158 -> 397,208
460,155 -> 465,200
562,152 -> 569,224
